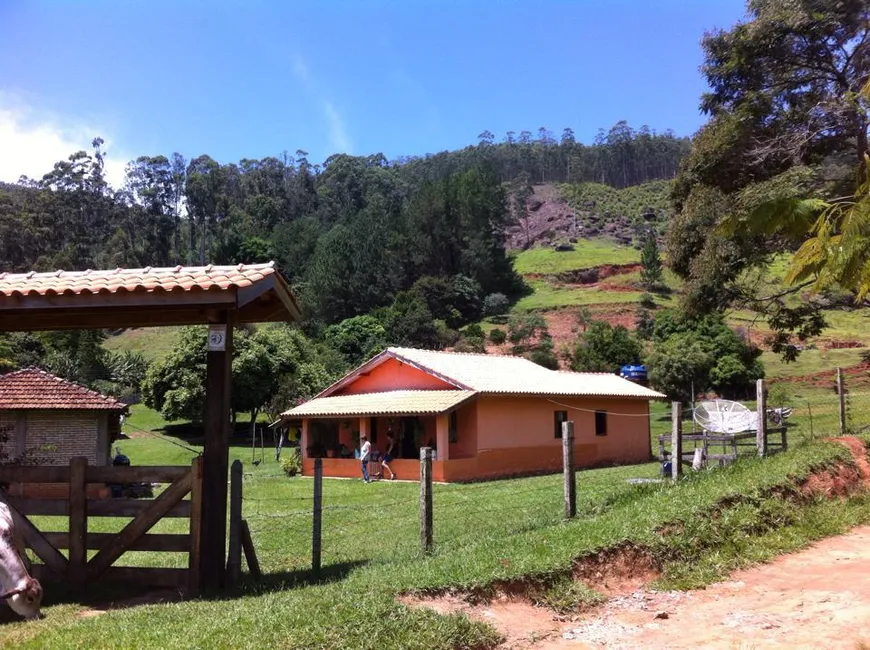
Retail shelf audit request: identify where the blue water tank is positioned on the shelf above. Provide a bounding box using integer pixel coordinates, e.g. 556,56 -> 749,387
620,364 -> 647,381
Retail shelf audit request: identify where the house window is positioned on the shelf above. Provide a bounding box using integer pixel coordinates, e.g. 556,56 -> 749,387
369,417 -> 378,444
595,410 -> 607,436
448,411 -> 458,443
554,410 -> 568,439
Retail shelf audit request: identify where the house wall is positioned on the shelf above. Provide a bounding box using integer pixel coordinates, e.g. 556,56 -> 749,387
336,358 -> 455,395
0,410 -> 109,466
448,401 -> 477,459
473,395 -> 651,473
299,392 -> 653,482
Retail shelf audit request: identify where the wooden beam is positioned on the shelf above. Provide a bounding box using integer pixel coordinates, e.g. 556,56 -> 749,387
240,520 -> 261,580
68,457 -> 87,587
200,310 -> 234,591
188,456 -> 203,594
0,287 -> 235,313
87,472 -> 192,580
4,497 -> 191,518
44,532 -> 191,552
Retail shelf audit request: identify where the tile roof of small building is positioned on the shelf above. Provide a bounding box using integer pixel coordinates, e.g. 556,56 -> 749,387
0,263 -> 277,297
0,368 -> 127,411
319,347 -> 665,400
282,389 -> 476,418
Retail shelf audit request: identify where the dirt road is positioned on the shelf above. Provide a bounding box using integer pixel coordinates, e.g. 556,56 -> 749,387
407,525 -> 870,649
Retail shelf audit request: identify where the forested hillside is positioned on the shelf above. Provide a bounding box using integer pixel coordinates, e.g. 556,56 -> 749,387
0,122 -> 687,325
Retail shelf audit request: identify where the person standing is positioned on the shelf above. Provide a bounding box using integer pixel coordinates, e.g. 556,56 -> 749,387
381,430 -> 396,480
359,433 -> 372,483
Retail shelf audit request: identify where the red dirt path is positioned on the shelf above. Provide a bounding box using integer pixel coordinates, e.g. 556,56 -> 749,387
404,437 -> 870,649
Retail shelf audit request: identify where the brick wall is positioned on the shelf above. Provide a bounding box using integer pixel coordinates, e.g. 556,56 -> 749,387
23,411 -> 101,466
0,412 -> 15,462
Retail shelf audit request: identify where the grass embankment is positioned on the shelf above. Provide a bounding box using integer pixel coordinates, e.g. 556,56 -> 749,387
513,240 -> 640,275
3,414 -> 869,650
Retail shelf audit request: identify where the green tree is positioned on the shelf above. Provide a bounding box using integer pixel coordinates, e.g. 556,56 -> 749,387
569,321 -> 643,373
323,315 -> 389,366
646,334 -> 714,403
639,231 -> 663,290
507,313 -> 548,354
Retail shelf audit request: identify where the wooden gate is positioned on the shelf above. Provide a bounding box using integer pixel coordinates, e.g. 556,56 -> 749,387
0,456 -> 203,592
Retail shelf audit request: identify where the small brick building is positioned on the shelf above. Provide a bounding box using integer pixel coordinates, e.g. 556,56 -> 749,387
0,368 -> 126,467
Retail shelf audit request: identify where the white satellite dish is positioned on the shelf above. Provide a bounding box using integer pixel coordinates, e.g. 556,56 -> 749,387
694,399 -> 757,434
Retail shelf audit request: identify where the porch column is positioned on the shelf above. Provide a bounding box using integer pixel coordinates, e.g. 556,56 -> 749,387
435,413 -> 450,461
201,310 -> 234,591
359,416 -> 370,443
300,419 -> 310,457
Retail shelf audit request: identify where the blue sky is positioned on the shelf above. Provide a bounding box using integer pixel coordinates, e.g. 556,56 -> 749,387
0,0 -> 746,184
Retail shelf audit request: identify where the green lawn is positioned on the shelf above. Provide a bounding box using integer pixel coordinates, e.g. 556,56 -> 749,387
513,239 -> 640,275
3,412 -> 870,649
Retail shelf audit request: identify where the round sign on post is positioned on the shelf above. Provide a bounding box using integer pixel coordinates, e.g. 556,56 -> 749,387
208,325 -> 227,352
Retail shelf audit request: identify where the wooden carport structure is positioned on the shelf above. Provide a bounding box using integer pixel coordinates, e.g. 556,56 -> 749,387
0,262 -> 301,591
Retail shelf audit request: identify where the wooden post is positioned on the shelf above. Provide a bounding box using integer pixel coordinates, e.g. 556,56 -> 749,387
239,520 -> 261,580
312,457 -> 323,574
562,421 -> 576,519
671,402 -> 682,480
756,379 -> 767,457
671,402 -> 683,481
420,447 -> 433,555
188,455 -> 203,594
837,367 -> 847,435
68,456 -> 87,588
226,459 -> 243,587
200,311 -> 233,591
807,400 -> 815,441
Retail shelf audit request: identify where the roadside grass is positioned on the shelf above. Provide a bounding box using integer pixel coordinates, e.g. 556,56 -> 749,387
513,240 -> 640,275
5,423 -> 869,649
103,327 -> 182,361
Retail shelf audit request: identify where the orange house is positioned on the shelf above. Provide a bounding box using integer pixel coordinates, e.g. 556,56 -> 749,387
280,347 -> 665,482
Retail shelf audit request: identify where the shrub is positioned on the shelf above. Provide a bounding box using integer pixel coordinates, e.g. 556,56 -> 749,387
639,293 -> 656,309
489,328 -> 507,345
454,337 -> 486,354
482,292 -> 510,317
529,349 -> 560,370
463,323 -> 485,339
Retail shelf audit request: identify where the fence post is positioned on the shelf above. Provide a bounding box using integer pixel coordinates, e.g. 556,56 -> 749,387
837,367 -> 847,435
420,447 -> 433,555
68,456 -> 88,588
756,379 -> 767,457
226,459 -> 243,587
671,402 -> 682,480
562,421 -> 576,519
312,457 -> 323,575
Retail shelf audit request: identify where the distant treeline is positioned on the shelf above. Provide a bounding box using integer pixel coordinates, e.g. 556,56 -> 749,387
0,122 -> 688,324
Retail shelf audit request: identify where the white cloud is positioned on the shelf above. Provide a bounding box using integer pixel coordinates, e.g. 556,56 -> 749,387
323,101 -> 351,153
291,57 -> 353,154
0,94 -> 128,188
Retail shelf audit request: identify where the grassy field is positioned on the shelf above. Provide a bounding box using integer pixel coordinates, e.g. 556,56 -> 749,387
2,398 -> 870,649
512,240 -> 641,275
103,327 -> 182,361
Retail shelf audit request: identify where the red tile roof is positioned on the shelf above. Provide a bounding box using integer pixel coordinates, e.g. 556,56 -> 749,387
0,368 -> 126,411
0,263 -> 277,297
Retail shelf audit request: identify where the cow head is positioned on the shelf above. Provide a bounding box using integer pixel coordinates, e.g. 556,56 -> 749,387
7,576 -> 42,620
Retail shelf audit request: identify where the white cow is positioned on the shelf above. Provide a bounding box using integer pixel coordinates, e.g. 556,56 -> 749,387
0,502 -> 42,620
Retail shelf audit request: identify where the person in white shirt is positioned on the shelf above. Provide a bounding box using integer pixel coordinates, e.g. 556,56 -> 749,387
360,433 -> 372,483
